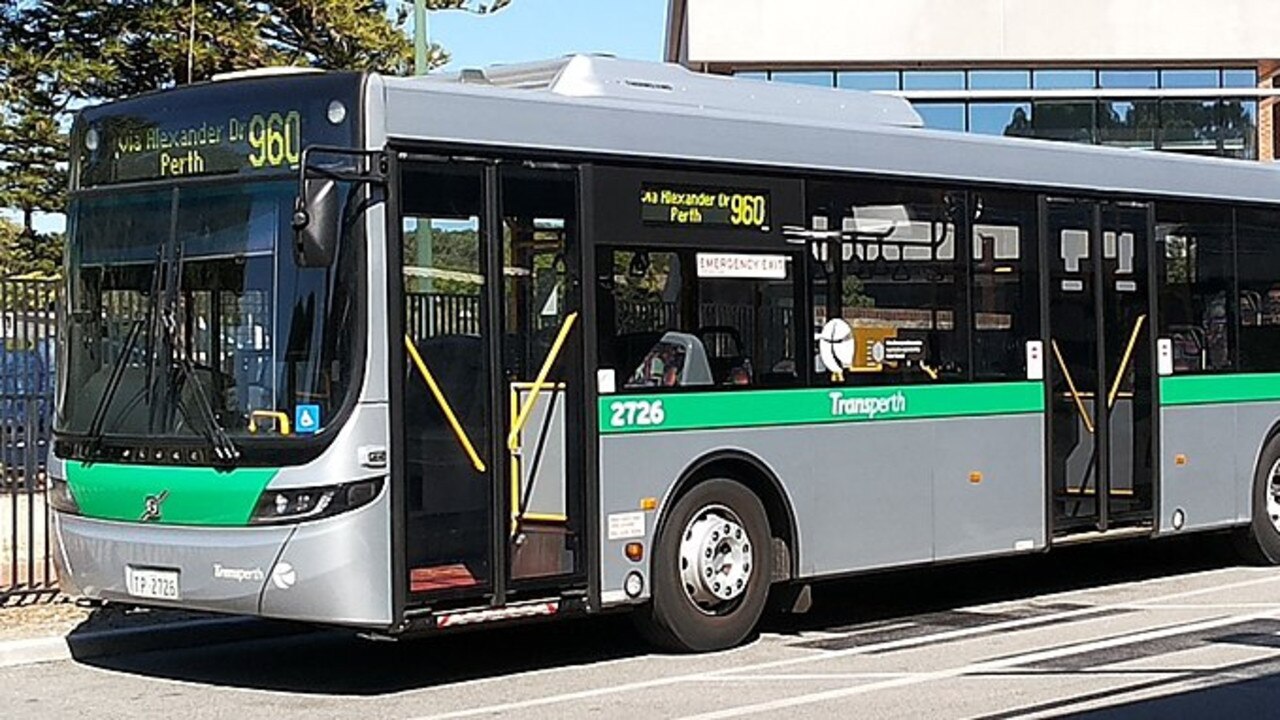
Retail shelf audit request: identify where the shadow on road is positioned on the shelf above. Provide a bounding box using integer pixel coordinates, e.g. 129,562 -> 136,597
73,533 -> 1248,696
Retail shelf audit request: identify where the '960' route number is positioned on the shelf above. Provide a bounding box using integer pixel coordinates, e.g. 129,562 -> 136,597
609,399 -> 665,428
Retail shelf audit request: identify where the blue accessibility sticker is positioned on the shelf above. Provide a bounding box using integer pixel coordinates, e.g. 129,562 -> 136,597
294,404 -> 321,435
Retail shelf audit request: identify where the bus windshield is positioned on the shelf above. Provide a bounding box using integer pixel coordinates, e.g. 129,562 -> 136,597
56,180 -> 362,447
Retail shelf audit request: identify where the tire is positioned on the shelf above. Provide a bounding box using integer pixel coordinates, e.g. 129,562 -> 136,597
1235,435 -> 1280,565
635,478 -> 772,652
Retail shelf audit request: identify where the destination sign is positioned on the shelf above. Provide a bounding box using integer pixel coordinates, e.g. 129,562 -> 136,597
640,185 -> 770,230
73,73 -> 360,187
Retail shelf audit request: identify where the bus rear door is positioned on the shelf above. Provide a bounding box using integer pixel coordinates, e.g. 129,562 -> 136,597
1044,198 -> 1157,535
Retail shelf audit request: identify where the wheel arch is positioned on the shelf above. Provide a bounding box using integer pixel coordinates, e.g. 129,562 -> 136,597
1247,418 -> 1280,518
657,449 -> 800,583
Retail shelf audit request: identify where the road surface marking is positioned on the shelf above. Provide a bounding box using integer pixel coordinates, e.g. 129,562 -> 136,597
411,570 -> 1280,720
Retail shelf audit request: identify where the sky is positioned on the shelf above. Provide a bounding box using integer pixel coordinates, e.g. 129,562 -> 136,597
425,0 -> 668,70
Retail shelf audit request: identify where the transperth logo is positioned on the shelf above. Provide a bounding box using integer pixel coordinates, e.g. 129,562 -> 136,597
212,563 -> 264,582
828,391 -> 907,419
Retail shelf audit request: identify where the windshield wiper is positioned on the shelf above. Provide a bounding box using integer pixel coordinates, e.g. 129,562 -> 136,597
81,245 -> 166,458
155,233 -> 240,464
82,315 -> 146,457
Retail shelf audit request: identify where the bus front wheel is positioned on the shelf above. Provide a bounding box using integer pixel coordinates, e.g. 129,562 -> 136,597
1236,436 -> 1280,564
635,478 -> 772,652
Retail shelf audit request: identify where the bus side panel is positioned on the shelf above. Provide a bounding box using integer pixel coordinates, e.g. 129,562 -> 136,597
596,414 -> 1044,606
931,413 -> 1045,561
1159,404 -> 1240,533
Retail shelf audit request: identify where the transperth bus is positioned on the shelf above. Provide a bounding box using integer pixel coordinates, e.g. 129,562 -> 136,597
49,56 -> 1280,651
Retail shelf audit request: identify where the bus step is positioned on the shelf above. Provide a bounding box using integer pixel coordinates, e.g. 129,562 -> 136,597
410,564 -> 479,593
1051,525 -> 1153,545
512,523 -> 575,580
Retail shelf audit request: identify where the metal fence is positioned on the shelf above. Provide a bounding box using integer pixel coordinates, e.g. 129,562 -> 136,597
1,278 -> 58,601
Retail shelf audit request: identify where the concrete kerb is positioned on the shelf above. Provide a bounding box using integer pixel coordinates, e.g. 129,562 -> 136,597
0,616 -> 312,669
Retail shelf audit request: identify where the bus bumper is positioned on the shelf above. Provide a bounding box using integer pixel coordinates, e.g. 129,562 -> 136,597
50,485 -> 393,627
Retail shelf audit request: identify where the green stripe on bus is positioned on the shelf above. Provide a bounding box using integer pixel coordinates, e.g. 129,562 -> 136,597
599,381 -> 1045,434
1160,373 -> 1280,407
65,462 -> 277,526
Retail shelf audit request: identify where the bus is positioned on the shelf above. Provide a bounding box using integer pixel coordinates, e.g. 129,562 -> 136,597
49,56 -> 1280,652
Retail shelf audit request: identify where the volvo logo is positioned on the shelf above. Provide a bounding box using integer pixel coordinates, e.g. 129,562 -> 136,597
140,490 -> 170,522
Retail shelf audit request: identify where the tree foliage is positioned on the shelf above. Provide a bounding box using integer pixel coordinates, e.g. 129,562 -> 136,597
0,1 -> 510,277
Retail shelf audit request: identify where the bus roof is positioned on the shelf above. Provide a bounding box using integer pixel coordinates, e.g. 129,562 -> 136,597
379,55 -> 1280,207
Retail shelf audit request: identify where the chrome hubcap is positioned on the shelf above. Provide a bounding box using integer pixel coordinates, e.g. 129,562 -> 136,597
679,505 -> 753,613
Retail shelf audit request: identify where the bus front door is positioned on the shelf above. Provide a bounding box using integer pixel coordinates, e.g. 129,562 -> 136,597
395,160 -> 586,611
498,166 -> 587,587
1046,198 -> 1156,535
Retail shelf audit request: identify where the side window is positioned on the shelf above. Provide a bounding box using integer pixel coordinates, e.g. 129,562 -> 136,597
597,248 -> 797,391
1156,203 -> 1234,373
1237,208 -> 1280,372
971,191 -> 1039,380
809,181 -> 968,385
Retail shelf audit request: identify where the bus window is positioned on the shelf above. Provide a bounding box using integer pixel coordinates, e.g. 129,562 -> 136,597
598,248 -> 798,390
1156,203 -> 1234,374
809,181 -> 968,385
971,192 -> 1039,381
1237,208 -> 1280,372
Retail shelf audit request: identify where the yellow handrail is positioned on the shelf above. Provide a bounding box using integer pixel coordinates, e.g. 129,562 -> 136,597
1050,339 -> 1095,435
248,410 -> 291,436
1108,314 -> 1147,409
404,334 -> 487,473
507,312 -> 578,452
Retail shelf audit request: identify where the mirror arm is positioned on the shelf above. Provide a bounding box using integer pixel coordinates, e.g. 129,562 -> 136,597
294,145 -> 389,229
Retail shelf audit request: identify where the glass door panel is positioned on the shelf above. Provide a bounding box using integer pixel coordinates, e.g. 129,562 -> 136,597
399,164 -> 494,597
1047,200 -> 1102,530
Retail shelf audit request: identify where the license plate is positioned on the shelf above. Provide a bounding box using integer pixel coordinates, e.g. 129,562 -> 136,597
124,566 -> 180,601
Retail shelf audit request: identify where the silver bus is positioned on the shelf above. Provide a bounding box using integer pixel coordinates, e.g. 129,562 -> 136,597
49,56 -> 1280,651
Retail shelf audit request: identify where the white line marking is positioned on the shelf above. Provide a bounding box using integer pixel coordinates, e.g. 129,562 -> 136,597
1123,602 -> 1280,610
696,673 -> 917,681
678,607 -> 1280,720
409,570 -> 1280,720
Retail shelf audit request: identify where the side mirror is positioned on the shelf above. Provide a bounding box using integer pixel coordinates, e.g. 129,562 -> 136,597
291,179 -> 340,268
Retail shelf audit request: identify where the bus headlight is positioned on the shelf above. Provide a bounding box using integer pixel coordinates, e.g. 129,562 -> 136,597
48,477 -> 81,515
249,478 -> 383,525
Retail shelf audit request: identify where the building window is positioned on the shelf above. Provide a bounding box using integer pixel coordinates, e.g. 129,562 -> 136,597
1222,100 -> 1259,159
1033,69 -> 1096,90
836,71 -> 900,92
1097,100 -> 1159,150
1099,69 -> 1158,90
1160,69 -> 1220,89
1156,204 -> 1234,373
903,70 -> 964,91
968,70 -> 1030,91
770,71 -> 834,88
915,103 -> 966,132
1029,100 -> 1097,143
1159,99 -> 1220,154
969,103 -> 1033,137
1223,69 -> 1259,89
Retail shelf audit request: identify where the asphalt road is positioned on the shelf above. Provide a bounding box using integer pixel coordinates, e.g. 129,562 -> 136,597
6,536 -> 1280,719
